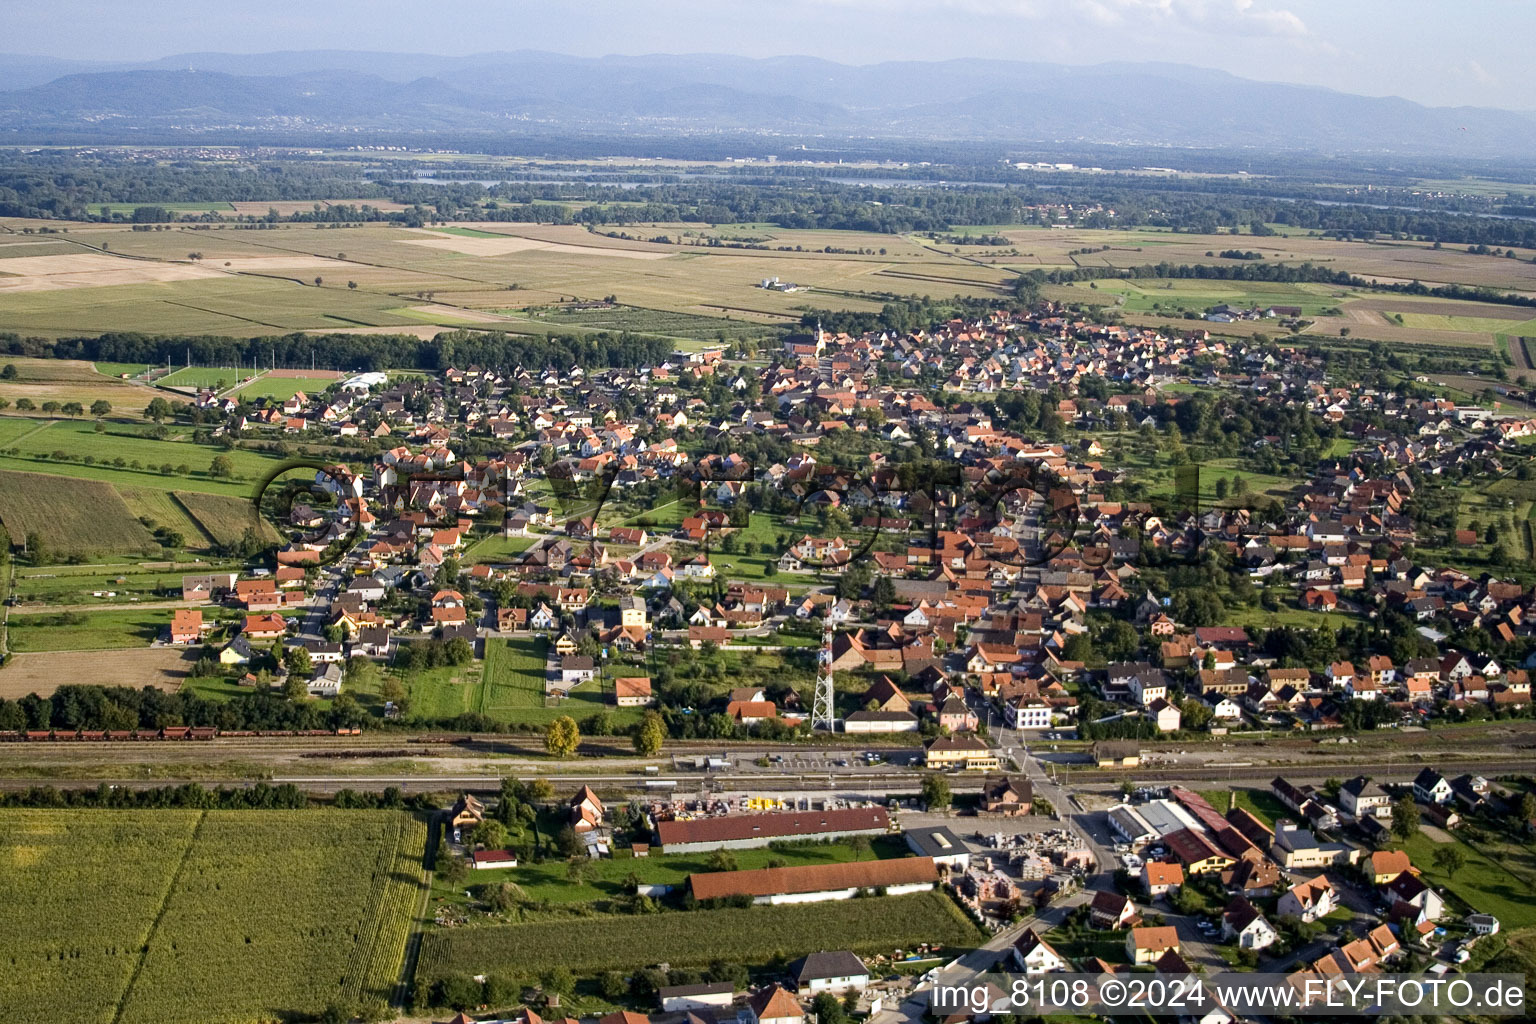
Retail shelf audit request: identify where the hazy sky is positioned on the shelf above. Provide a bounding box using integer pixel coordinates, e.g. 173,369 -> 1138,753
6,0 -> 1528,110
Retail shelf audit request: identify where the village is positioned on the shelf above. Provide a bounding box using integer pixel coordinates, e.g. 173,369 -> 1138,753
60,302 -> 1530,1024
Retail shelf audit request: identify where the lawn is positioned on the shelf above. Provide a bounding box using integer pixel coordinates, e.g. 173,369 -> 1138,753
0,808 -> 426,1024
1198,787 -> 1292,829
463,533 -> 539,564
9,563 -> 234,605
481,636 -> 549,711
1402,831 -> 1536,930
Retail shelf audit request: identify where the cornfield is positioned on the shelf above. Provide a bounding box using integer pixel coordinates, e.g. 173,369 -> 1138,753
0,809 -> 427,1024
419,890 -> 982,984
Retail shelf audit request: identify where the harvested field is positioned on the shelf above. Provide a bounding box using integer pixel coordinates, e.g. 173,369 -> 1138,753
214,256 -> 353,272
0,469 -> 158,556
403,303 -> 519,322
0,647 -> 197,697
1345,297 -> 1535,319
0,253 -> 223,293
403,228 -> 674,260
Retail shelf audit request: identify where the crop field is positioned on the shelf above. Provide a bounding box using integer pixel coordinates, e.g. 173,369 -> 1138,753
2,215 -> 1530,347
120,487 -> 218,549
0,647 -> 199,697
418,890 -> 982,982
175,490 -> 277,546
0,808 -> 427,1024
480,636 -> 549,710
0,469 -> 157,556
523,302 -> 784,338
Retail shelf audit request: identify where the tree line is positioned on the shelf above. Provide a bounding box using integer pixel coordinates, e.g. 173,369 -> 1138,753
0,328 -> 675,374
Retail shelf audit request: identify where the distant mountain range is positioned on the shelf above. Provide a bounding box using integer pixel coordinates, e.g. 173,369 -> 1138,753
2,49 -> 1534,157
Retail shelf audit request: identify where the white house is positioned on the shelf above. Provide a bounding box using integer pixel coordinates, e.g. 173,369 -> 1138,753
1277,875 -> 1336,923
1012,929 -> 1068,974
792,951 -> 869,995
1414,768 -> 1454,805
1222,897 -> 1277,950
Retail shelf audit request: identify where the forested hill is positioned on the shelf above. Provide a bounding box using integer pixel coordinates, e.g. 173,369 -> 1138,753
2,51 -> 1536,157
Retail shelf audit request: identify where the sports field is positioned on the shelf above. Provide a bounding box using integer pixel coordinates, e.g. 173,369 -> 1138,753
0,808 -> 426,1024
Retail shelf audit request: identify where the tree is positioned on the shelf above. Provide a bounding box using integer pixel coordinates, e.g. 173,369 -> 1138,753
813,993 -> 848,1024
208,454 -> 235,479
545,715 -> 580,758
632,710 -> 667,756
471,819 -> 509,850
144,397 -> 173,422
90,400 -> 112,417
1391,794 -> 1421,842
706,849 -> 738,872
1432,845 -> 1466,878
0,364 -> 15,379
283,646 -> 313,676
14,398 -> 32,411
921,773 -> 951,811
282,672 -> 308,701
1520,791 -> 1536,824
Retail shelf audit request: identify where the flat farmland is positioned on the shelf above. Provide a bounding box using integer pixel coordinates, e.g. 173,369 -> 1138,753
0,809 -> 426,1024
0,469 -> 157,556
0,647 -> 199,697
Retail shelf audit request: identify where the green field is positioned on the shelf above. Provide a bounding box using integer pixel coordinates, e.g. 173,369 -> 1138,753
92,362 -> 152,379
0,808 -> 426,1024
480,636 -> 549,711
8,563 -> 233,605
7,607 -> 174,651
0,468 -> 157,557
1199,787 -> 1292,829
417,889 -> 981,983
1401,831 -> 1536,930
1396,312 -> 1536,334
1051,278 -> 1354,316
0,418 -> 285,496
